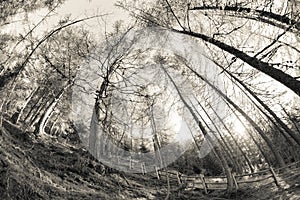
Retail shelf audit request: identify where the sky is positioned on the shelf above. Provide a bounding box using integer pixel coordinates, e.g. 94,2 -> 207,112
38,0 -> 249,138
3,0 -> 296,140
57,0 -> 129,29
2,0 -> 129,38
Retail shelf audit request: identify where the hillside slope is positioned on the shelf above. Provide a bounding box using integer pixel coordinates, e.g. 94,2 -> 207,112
0,119 -> 299,200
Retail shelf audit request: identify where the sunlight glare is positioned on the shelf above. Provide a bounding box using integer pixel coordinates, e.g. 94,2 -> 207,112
232,120 -> 247,138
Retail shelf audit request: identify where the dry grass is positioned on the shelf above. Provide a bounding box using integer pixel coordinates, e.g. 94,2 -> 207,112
0,119 -> 299,200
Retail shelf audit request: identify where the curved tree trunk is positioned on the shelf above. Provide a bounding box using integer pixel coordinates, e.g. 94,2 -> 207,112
28,97 -> 51,128
173,29 -> 300,97
0,15 -> 104,90
190,5 -> 300,32
36,81 -> 72,135
15,86 -> 40,124
24,88 -> 48,124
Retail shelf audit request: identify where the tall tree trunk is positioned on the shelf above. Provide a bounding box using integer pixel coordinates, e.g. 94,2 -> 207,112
227,103 -> 272,168
207,102 -> 255,173
148,103 -> 164,168
183,62 -> 286,167
217,62 -> 300,145
190,99 -> 238,171
49,113 -> 60,135
28,98 -> 50,128
193,98 -> 243,173
161,65 -> 234,193
173,29 -> 300,96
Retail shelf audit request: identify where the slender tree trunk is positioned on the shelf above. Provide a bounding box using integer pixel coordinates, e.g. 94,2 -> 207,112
161,65 -> 234,192
193,98 -> 243,173
217,62 -> 300,145
150,104 -> 164,168
15,86 -> 40,124
36,81 -> 72,135
281,105 -> 300,134
219,84 -> 286,167
49,113 -> 60,135
207,102 -> 255,173
183,62 -> 286,167
28,99 -> 50,127
190,99 -> 238,170
24,89 -> 48,124
227,103 -> 272,168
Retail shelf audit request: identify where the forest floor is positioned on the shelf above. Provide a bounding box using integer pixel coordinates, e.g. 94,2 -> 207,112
0,119 -> 299,200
